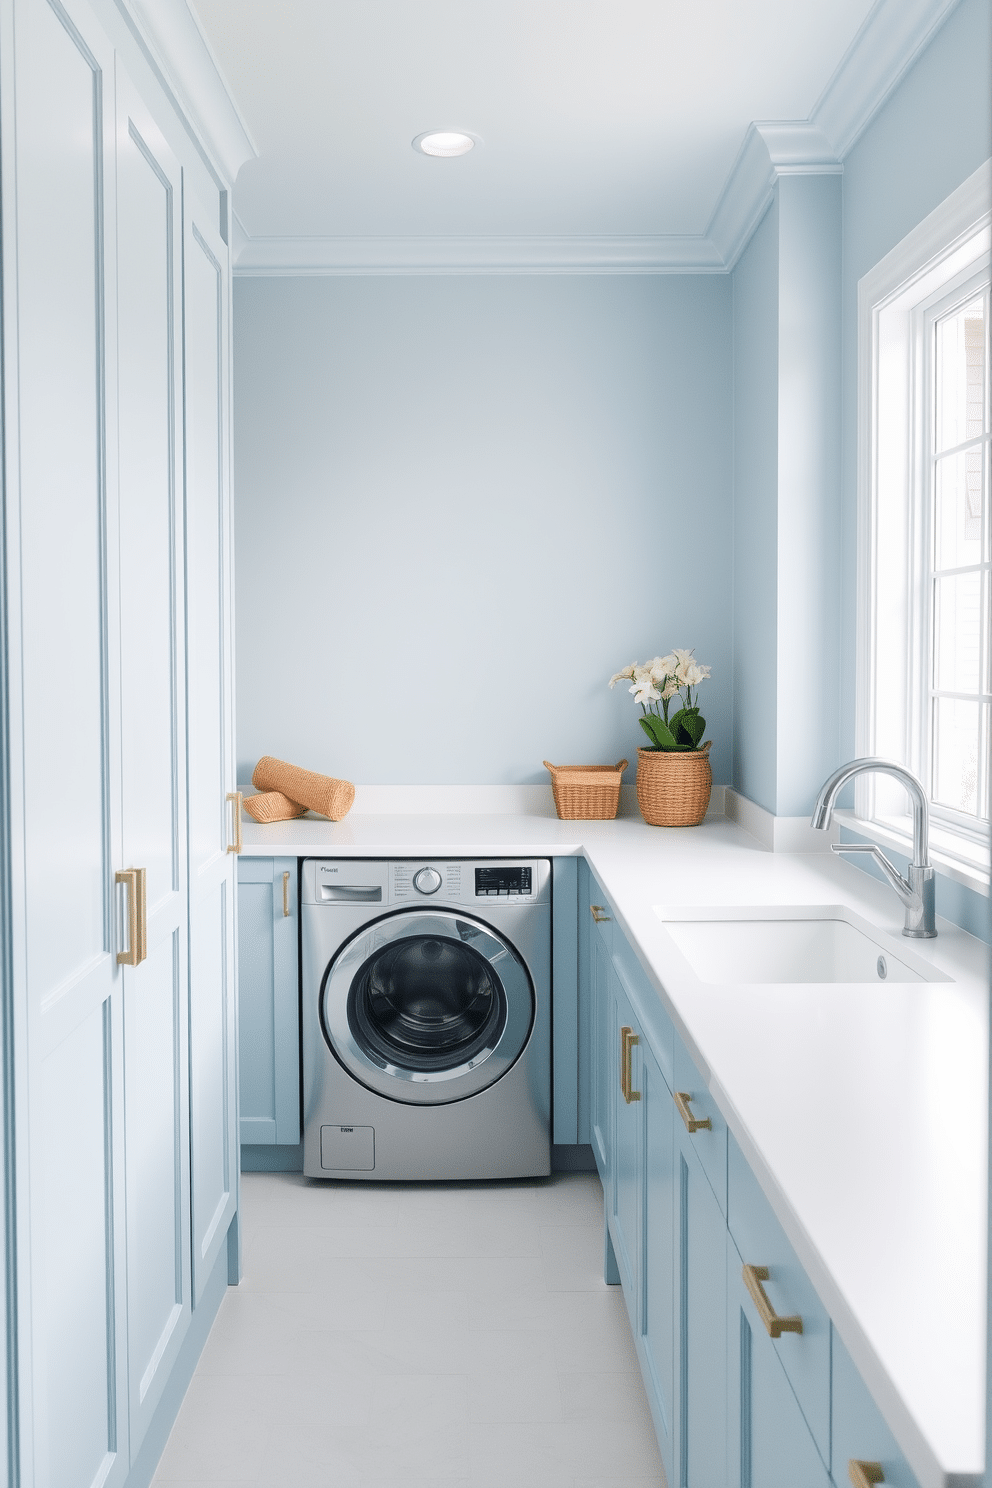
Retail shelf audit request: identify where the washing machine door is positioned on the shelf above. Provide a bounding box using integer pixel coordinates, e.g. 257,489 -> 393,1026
320,909 -> 535,1104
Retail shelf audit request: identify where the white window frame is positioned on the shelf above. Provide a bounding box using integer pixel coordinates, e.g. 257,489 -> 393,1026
856,161 -> 992,893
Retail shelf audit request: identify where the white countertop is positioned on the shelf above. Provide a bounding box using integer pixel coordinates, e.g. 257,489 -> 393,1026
240,807 -> 990,1488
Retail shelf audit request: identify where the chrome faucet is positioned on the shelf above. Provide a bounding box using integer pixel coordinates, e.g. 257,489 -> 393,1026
810,757 -> 936,938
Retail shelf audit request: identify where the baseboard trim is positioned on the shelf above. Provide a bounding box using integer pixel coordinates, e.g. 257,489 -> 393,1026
122,1225 -> 231,1488
723,787 -> 839,852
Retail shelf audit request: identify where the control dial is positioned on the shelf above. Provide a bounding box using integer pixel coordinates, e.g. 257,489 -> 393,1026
413,866 -> 442,896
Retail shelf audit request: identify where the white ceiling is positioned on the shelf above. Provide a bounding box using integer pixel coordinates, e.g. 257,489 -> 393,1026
190,0 -> 879,244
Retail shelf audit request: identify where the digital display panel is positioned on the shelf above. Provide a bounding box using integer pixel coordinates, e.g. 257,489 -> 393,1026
475,866 -> 532,896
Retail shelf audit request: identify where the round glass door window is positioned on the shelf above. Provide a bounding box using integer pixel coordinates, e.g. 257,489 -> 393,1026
321,910 -> 534,1105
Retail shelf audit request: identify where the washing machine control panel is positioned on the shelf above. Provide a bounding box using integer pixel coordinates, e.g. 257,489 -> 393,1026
474,865 -> 532,897
383,860 -> 547,905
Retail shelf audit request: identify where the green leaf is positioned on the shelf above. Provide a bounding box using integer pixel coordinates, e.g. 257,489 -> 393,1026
669,707 -> 706,748
639,714 -> 680,750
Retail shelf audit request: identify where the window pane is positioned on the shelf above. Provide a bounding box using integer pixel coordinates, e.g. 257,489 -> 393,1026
935,296 -> 986,454
932,696 -> 981,814
933,571 -> 982,691
934,448 -> 985,569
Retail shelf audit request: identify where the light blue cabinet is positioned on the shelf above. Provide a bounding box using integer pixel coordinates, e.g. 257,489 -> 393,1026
674,1061 -> 728,1487
237,857 -> 301,1145
727,1134 -> 831,1464
607,963 -> 641,1305
587,885 -> 614,1179
641,1037 -> 677,1485
727,1233 -> 832,1488
582,881 -> 925,1488
1,0 -> 238,1480
831,1332 -> 921,1488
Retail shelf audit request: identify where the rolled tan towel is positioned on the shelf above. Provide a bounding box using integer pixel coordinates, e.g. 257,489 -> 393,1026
252,756 -> 356,821
243,790 -> 308,824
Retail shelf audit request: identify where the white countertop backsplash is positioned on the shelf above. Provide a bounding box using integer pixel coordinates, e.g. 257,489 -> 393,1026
238,791 -> 989,1488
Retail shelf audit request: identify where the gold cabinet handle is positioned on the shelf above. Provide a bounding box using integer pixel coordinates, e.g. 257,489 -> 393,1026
848,1464 -> 884,1487
115,867 -> 147,966
675,1090 -> 712,1133
742,1264 -> 803,1338
620,1025 -> 641,1103
226,791 -> 243,854
282,870 -> 291,917
590,904 -> 611,923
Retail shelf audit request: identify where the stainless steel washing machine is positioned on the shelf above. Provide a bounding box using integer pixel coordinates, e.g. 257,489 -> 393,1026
301,858 -> 551,1180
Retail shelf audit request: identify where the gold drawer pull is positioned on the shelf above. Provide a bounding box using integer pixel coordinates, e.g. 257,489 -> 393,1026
848,1464 -> 884,1487
742,1264 -> 803,1338
590,904 -> 611,923
226,791 -> 243,854
115,867 -> 147,967
620,1025 -> 641,1103
675,1090 -> 712,1133
282,870 -> 291,917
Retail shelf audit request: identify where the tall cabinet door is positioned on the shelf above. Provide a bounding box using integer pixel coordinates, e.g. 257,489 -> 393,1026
5,0 -> 130,1484
114,70 -> 192,1450
183,188 -> 238,1303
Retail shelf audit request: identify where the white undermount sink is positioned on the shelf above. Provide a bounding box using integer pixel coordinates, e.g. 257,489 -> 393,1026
654,905 -> 950,985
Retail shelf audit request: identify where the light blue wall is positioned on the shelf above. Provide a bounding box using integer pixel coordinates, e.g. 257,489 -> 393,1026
731,173 -> 842,819
837,0 -> 991,939
839,0 -> 992,761
775,173 -> 841,816
732,199 -> 779,814
234,275 -> 733,786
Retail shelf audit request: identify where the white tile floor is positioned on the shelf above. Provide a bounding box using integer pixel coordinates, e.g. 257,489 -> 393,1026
153,1170 -> 668,1488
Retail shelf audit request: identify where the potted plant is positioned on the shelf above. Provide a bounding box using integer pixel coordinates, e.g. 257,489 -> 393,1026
609,650 -> 713,825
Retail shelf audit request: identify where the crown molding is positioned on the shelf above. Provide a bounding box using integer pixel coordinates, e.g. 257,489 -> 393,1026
119,0 -> 257,187
811,0 -> 963,159
232,232 -> 725,276
226,0 -> 959,275
706,121 -> 841,271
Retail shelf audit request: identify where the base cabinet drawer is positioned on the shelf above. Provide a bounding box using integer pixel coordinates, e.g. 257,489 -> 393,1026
831,1332 -> 921,1488
674,1031 -> 727,1216
728,1235 -> 831,1488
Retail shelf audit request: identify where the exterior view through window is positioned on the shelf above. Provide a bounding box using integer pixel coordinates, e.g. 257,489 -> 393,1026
931,289 -> 990,828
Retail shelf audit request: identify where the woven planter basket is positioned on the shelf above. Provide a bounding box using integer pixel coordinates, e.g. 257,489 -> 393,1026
636,742 -> 713,827
543,759 -> 628,820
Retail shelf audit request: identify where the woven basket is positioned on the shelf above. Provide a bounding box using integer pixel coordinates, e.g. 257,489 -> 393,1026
543,759 -> 628,821
635,743 -> 712,827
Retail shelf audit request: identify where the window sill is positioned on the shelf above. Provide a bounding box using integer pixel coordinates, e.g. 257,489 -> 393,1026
834,809 -> 990,899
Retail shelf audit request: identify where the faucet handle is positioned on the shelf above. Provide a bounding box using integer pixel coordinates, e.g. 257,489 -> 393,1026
830,842 -> 936,939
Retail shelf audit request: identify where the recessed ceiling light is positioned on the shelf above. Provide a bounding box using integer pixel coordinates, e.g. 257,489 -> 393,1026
412,131 -> 478,158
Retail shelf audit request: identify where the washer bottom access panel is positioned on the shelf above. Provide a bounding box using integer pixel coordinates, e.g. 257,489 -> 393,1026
301,858 -> 552,1181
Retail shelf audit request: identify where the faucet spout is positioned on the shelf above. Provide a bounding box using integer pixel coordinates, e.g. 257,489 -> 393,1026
810,757 -> 936,939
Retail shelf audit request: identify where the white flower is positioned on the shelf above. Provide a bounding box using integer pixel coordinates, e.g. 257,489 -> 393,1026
608,664 -> 636,689
672,648 -> 695,667
631,665 -> 654,686
630,679 -> 661,705
682,662 -> 712,688
661,678 -> 680,702
648,655 -> 675,683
